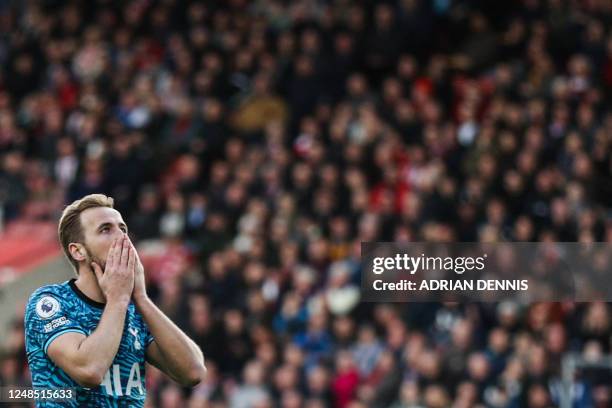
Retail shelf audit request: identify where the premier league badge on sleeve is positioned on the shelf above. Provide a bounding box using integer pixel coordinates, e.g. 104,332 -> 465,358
35,296 -> 61,319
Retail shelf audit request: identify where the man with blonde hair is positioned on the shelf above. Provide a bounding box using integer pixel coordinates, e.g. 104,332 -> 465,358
24,194 -> 206,407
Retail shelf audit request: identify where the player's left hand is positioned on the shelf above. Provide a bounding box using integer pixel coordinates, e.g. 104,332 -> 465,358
127,237 -> 147,301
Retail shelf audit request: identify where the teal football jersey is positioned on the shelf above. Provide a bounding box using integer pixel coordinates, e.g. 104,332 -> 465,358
24,279 -> 153,407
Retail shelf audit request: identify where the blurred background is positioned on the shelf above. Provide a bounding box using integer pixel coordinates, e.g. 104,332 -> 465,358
0,0 -> 611,407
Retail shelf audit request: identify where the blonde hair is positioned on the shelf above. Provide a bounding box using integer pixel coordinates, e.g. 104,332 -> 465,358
58,194 -> 114,272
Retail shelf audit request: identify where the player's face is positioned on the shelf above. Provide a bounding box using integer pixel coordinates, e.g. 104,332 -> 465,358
79,207 -> 129,271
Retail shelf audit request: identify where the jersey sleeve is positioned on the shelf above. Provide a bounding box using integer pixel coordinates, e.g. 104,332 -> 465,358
25,290 -> 87,355
144,322 -> 154,347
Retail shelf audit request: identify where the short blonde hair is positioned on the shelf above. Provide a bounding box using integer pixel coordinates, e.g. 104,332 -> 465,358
58,194 -> 114,272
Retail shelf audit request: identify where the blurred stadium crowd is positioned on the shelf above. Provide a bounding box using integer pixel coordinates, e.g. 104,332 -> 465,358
1,0 -> 612,407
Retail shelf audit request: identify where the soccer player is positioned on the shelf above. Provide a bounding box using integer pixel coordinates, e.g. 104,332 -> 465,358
24,194 -> 206,407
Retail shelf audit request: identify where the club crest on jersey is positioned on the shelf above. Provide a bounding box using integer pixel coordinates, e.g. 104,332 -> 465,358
129,327 -> 141,350
35,296 -> 60,319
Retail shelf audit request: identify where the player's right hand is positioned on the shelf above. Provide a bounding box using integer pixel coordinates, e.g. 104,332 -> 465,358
91,236 -> 135,304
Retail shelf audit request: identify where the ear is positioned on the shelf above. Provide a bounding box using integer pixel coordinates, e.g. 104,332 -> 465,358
68,243 -> 87,262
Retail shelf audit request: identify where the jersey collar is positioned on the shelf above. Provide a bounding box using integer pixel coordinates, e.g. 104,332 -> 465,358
69,278 -> 106,309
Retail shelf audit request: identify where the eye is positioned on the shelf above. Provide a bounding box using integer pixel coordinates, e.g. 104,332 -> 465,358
101,226 -> 110,233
